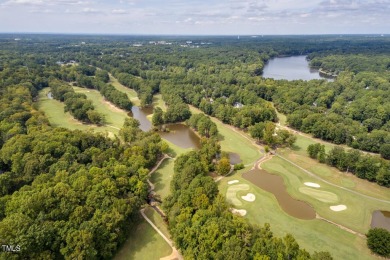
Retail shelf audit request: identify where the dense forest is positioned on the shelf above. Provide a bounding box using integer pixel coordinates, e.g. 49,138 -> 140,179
0,34 -> 389,259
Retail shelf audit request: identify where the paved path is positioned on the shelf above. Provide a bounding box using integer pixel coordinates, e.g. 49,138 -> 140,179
142,154 -> 182,260
140,209 -> 182,260
275,153 -> 390,204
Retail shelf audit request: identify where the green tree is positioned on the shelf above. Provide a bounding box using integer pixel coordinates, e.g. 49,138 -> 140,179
217,157 -> 231,176
152,107 -> 164,128
366,228 -> 390,257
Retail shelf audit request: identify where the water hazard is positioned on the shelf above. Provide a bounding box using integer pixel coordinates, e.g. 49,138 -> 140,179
242,168 -> 316,220
129,106 -> 200,149
371,210 -> 390,232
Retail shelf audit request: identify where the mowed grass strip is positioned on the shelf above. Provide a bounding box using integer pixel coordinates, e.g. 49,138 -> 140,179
73,86 -> 128,130
150,158 -> 175,199
109,74 -> 140,106
114,215 -> 172,260
38,88 -> 118,137
298,187 -> 339,203
226,184 -> 250,206
189,106 -> 261,165
144,207 -> 171,239
218,172 -> 380,260
262,156 -> 390,234
279,134 -> 390,201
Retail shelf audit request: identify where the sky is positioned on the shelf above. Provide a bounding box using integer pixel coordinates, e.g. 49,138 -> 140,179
0,0 -> 389,35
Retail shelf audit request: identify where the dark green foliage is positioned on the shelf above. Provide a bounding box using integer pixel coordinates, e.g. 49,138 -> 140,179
152,107 -> 164,128
366,228 -> 390,257
164,145 -> 330,259
307,144 -> 390,187
187,113 -> 218,138
49,80 -> 105,125
99,84 -> 132,111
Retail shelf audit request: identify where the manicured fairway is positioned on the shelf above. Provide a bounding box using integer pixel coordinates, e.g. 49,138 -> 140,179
114,215 -> 172,260
73,86 -> 129,130
109,74 -> 140,106
189,106 -> 261,165
38,88 -> 119,137
219,171 -> 381,260
150,158 -> 175,199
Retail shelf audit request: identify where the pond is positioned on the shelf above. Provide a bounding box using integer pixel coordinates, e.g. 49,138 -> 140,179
130,106 -> 200,149
262,55 -> 332,81
371,210 -> 390,232
242,168 -> 316,220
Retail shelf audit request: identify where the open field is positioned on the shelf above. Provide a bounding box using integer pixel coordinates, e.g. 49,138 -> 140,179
189,106 -> 261,165
109,74 -> 140,106
114,214 -> 172,260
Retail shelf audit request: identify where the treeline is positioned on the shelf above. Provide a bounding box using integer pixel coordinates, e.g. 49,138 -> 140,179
115,72 -> 157,107
57,66 -> 133,112
272,71 -> 390,158
307,144 -> 390,187
308,54 -> 390,74
50,80 -> 105,125
0,77 -> 167,259
249,122 -> 296,148
163,147 -> 331,259
186,113 -> 218,138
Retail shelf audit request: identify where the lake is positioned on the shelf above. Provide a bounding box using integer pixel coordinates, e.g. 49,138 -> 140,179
262,55 -> 330,81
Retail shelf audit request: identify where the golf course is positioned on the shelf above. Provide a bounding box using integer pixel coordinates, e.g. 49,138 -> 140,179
37,75 -> 390,260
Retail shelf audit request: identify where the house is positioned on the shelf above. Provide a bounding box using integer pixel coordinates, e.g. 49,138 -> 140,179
234,102 -> 244,108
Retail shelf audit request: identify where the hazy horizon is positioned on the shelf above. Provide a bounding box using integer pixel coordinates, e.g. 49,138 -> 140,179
0,0 -> 389,35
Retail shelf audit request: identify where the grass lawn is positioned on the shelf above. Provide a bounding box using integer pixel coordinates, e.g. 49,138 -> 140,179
189,106 -> 261,165
109,74 -> 140,106
218,171 -> 380,260
262,157 -> 390,234
114,214 -> 172,260
150,158 -> 175,199
279,135 -> 390,201
153,94 -> 167,112
144,207 -> 171,239
38,88 -> 119,137
73,86 -> 129,130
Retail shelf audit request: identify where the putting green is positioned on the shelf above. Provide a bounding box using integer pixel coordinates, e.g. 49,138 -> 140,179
299,187 -> 339,203
226,184 -> 250,206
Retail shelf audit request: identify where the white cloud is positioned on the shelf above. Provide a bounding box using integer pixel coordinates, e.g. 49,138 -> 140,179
112,9 -> 127,14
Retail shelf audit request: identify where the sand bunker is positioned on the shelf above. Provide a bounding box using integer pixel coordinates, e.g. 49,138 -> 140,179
228,180 -> 239,185
226,184 -> 250,206
304,182 -> 320,188
330,205 -> 347,212
231,208 -> 247,216
241,193 -> 256,202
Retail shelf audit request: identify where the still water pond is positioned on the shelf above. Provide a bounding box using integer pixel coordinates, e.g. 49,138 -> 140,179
243,168 -> 316,220
130,106 -> 200,149
262,55 -> 330,81
371,210 -> 390,232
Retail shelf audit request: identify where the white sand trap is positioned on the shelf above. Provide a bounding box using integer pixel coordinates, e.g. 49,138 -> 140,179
330,205 -> 347,212
228,180 -> 239,185
226,184 -> 250,206
304,182 -> 320,188
231,208 -> 247,216
241,193 -> 256,202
